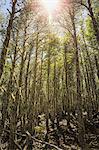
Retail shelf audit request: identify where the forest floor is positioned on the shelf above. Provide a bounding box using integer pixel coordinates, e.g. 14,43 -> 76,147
0,112 -> 99,150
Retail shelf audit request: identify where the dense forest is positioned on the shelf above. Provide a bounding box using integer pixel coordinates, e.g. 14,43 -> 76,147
0,0 -> 99,149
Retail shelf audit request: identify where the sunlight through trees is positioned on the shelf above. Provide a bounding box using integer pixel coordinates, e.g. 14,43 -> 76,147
0,0 -> 99,149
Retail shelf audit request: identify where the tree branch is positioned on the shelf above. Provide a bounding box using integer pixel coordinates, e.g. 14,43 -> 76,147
26,131 -> 63,150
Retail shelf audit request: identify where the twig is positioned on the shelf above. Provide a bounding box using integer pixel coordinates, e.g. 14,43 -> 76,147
26,131 -> 63,150
4,129 -> 63,150
3,129 -> 22,150
14,140 -> 22,150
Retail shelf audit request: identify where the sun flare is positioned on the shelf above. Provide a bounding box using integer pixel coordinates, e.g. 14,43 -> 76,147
41,0 -> 59,15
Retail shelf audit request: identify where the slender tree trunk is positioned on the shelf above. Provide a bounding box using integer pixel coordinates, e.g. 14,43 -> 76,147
39,49 -> 43,113
45,34 -> 51,148
94,55 -> 99,79
80,52 -> 93,118
28,29 -> 39,135
53,56 -> 57,117
81,25 -> 98,111
0,30 -> 18,136
64,44 -> 70,124
23,44 -> 33,131
0,0 -> 17,79
87,0 -> 99,44
70,8 -> 85,149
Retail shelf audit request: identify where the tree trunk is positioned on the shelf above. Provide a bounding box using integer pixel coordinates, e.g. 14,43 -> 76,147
0,30 -> 18,136
70,8 -> 85,149
0,0 -> 17,79
87,0 -> 99,44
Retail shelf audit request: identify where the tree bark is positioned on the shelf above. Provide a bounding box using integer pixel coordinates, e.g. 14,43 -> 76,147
69,8 -> 85,149
0,0 -> 17,79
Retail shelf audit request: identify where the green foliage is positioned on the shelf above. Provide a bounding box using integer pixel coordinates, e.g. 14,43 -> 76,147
85,17 -> 96,44
34,125 -> 46,133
